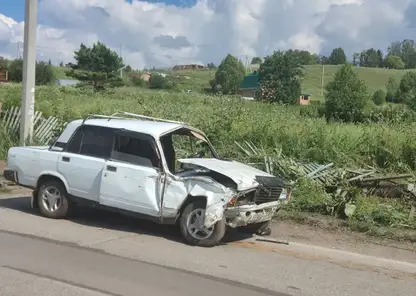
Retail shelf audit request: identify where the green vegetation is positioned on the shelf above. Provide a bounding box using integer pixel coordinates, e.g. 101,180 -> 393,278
210,54 -> 246,94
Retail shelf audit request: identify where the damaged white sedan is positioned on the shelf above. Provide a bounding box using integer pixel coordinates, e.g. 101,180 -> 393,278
3,112 -> 291,247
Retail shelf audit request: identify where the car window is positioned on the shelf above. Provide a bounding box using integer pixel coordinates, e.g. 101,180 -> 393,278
65,125 -> 114,159
112,133 -> 160,168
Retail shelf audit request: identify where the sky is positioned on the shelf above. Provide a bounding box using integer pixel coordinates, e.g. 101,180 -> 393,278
0,0 -> 415,69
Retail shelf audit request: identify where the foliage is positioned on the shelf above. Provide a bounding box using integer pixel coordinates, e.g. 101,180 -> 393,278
149,74 -> 175,89
324,64 -> 369,122
257,51 -> 305,104
211,54 -> 246,95
359,48 -> 383,67
0,56 -> 8,70
66,42 -> 124,91
207,62 -> 216,69
372,89 -> 386,105
384,55 -> 405,69
7,59 -> 56,85
386,76 -> 399,102
397,71 -> 416,109
328,47 -> 347,65
387,40 -> 416,69
251,57 -> 262,64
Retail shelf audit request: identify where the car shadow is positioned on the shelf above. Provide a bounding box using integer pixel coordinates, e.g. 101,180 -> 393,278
0,196 -> 253,245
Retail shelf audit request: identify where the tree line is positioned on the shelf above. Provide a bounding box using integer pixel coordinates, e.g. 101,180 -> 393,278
248,39 -> 416,70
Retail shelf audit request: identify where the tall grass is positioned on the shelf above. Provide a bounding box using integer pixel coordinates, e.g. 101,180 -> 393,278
1,83 -> 416,172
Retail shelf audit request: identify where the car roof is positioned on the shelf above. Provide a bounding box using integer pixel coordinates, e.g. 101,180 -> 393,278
76,118 -> 201,138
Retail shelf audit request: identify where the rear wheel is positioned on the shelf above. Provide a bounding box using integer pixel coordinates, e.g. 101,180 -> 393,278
179,200 -> 226,247
240,220 -> 272,236
37,180 -> 70,219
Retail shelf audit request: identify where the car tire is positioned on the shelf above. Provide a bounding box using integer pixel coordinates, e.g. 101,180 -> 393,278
240,220 -> 272,236
37,180 -> 70,219
179,200 -> 226,247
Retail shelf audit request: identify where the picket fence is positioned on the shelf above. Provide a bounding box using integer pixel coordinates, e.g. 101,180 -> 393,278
0,106 -> 66,145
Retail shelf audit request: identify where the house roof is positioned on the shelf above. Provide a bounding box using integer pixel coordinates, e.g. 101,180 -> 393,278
240,72 -> 259,90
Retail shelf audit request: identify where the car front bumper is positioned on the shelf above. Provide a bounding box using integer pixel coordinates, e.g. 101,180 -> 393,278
224,200 -> 284,228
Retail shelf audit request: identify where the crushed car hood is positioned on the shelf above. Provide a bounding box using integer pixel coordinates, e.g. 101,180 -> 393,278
178,158 -> 281,191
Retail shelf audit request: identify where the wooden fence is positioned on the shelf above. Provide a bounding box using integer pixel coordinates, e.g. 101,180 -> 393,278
0,105 -> 66,145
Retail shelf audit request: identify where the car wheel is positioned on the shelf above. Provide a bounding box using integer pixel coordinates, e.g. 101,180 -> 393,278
180,200 -> 226,247
37,180 -> 70,219
240,220 -> 272,236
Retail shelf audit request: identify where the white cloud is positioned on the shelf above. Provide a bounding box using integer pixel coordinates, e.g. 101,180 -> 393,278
0,0 -> 415,69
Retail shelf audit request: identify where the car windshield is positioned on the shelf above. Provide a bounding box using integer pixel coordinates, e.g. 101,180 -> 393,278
159,128 -> 216,173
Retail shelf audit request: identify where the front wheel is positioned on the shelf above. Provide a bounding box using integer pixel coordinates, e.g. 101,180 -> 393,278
179,200 -> 226,247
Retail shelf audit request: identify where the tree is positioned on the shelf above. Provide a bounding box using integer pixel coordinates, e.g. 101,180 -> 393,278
384,55 -> 405,69
396,71 -> 416,105
207,62 -> 216,69
66,42 -> 124,90
48,59 -> 52,65
328,47 -> 347,65
387,40 -> 416,69
324,64 -> 368,122
352,53 -> 360,66
7,59 -> 56,85
59,61 -> 64,67
251,57 -> 262,64
0,56 -> 8,70
359,48 -> 382,67
35,61 -> 56,85
257,51 -> 304,104
386,76 -> 399,102
211,54 -> 245,94
284,50 -> 317,65
376,50 -> 384,67
372,89 -> 386,105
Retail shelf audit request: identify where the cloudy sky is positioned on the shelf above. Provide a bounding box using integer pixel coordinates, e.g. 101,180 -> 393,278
0,0 -> 415,69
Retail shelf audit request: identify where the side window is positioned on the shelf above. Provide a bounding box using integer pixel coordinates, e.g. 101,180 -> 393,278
65,127 -> 83,154
80,126 -> 114,159
112,133 -> 160,168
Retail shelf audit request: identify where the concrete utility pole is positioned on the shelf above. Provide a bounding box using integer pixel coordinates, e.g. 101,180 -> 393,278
20,0 -> 38,146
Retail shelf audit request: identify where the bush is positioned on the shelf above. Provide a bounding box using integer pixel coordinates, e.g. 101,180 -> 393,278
372,89 -> 386,105
7,59 -> 56,85
324,64 -> 369,122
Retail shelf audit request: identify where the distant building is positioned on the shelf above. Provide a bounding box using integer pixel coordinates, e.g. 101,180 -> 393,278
237,71 -> 260,99
56,79 -> 79,86
0,68 -> 8,83
172,64 -> 205,70
140,72 -> 152,82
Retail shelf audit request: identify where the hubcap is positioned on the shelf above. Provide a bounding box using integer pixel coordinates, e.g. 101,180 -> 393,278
186,208 -> 214,240
41,186 -> 62,212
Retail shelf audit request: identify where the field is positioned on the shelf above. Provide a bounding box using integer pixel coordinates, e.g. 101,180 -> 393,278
53,65 -> 414,101
0,83 -> 415,240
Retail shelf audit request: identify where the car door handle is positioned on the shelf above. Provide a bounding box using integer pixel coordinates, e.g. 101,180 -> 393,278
106,165 -> 117,172
62,157 -> 70,162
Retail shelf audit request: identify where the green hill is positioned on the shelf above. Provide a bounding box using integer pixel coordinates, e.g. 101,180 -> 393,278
53,64 -> 413,101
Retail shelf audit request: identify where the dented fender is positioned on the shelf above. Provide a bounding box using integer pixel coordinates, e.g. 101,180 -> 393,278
161,175 -> 236,228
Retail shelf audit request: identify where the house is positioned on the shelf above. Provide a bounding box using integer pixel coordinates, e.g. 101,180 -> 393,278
237,71 -> 260,99
140,72 -> 152,82
298,93 -> 312,105
0,68 -> 8,83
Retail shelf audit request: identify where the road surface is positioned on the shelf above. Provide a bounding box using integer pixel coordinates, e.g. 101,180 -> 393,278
0,194 -> 415,296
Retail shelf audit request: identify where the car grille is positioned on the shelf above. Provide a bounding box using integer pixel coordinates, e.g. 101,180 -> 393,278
254,186 -> 283,204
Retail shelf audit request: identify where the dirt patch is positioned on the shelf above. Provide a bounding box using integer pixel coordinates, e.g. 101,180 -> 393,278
270,217 -> 416,264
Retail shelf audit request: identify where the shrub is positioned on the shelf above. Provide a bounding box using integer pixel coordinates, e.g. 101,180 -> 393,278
324,64 -> 369,122
372,89 -> 386,105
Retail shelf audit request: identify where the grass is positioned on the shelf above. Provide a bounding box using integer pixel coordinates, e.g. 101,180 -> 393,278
52,64 -> 414,101
0,83 -> 415,240
158,65 -> 414,100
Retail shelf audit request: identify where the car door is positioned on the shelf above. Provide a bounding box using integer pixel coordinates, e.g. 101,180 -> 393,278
99,130 -> 164,217
57,125 -> 114,202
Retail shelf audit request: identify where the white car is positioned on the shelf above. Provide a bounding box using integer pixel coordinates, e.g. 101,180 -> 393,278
3,112 -> 291,247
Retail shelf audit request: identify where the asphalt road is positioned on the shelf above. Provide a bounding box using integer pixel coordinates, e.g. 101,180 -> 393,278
0,232 -> 282,296
0,194 -> 415,296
